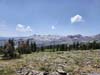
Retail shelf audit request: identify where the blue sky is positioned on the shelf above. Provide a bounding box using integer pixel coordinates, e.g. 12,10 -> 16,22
0,0 -> 100,37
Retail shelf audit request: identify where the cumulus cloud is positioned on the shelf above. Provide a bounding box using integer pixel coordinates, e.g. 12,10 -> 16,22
51,25 -> 55,30
16,24 -> 33,32
71,14 -> 84,24
26,26 -> 32,32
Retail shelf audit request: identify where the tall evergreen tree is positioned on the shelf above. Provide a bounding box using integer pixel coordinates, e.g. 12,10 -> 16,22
3,39 -> 20,59
41,46 -> 45,52
33,42 -> 37,52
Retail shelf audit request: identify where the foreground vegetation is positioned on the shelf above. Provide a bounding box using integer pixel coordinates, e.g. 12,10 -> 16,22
0,50 -> 100,75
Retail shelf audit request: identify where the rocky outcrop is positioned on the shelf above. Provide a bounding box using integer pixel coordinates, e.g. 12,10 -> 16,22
16,66 -> 68,75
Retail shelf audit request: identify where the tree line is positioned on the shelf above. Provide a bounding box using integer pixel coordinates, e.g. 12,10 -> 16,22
45,40 -> 100,51
0,39 -> 100,59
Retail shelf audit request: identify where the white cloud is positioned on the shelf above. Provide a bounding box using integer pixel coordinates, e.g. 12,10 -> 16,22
26,26 -> 32,32
51,25 -> 55,30
16,24 -> 33,32
71,14 -> 84,24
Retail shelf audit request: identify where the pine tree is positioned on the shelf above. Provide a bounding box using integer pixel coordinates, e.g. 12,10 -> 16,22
56,44 -> 60,51
25,39 -> 32,54
3,39 -> 20,59
76,42 -> 79,50
33,42 -> 37,52
41,46 -> 45,52
92,40 -> 97,49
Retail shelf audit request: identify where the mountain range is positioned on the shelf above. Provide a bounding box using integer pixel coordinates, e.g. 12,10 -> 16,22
0,34 -> 100,46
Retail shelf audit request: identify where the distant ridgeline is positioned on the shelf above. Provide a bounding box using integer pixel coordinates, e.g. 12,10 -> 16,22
0,34 -> 100,47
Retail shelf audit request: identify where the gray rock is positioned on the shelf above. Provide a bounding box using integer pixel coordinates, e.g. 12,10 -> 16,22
57,68 -> 67,75
38,72 -> 44,75
88,73 -> 100,75
43,71 -> 49,75
49,72 -> 60,75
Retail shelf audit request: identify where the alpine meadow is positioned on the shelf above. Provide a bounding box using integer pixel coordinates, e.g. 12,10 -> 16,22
0,0 -> 100,75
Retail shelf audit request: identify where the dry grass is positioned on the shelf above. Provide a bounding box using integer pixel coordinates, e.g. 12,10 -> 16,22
0,50 -> 100,75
